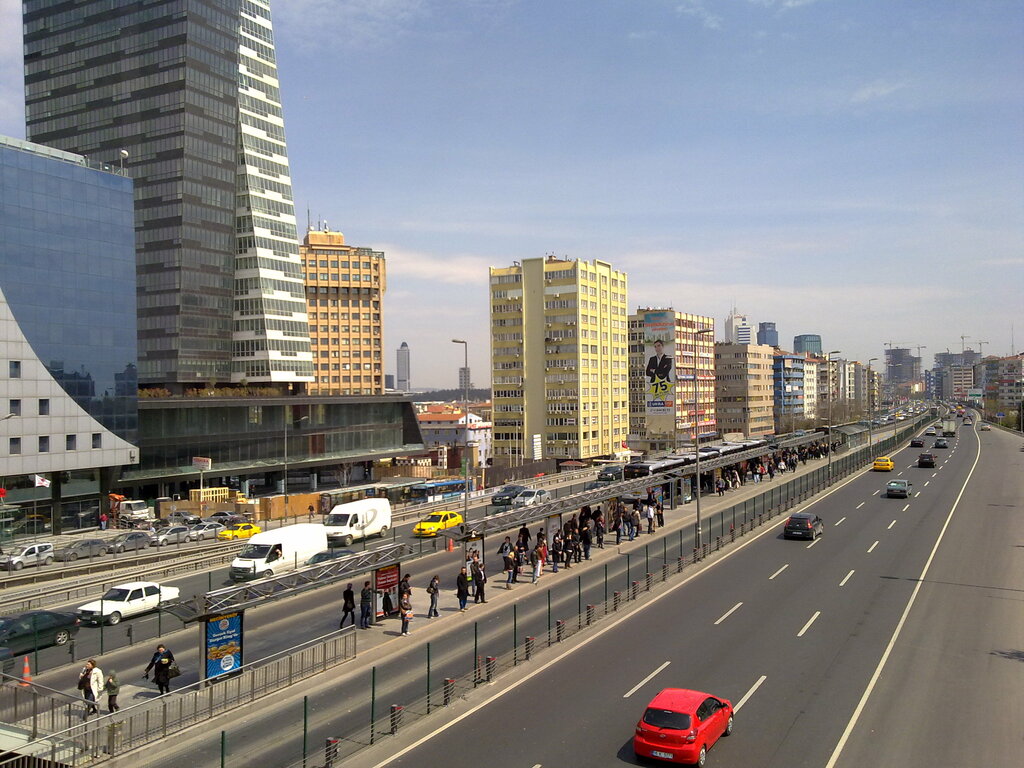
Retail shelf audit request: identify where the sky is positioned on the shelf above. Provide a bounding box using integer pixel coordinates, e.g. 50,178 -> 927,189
1,0 -> 1021,389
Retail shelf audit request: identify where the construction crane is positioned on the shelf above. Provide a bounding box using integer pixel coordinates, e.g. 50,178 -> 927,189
976,340 -> 989,357
960,334 -> 970,355
883,341 -> 909,350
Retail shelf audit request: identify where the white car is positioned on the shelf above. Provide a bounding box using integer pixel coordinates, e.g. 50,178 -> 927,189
77,581 -> 180,626
0,542 -> 55,571
512,489 -> 551,507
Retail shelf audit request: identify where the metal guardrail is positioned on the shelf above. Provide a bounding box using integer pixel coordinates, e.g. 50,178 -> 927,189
0,628 -> 358,767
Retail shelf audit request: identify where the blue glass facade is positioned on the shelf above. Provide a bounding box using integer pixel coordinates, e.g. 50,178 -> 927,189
0,139 -> 139,444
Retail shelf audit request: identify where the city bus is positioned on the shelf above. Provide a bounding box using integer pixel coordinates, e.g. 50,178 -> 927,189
409,478 -> 471,504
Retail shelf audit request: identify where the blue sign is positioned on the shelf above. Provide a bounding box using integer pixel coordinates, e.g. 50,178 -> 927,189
996,412 -> 1005,418
204,611 -> 243,680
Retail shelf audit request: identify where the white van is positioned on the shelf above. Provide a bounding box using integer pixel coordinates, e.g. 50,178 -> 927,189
229,523 -> 328,581
324,498 -> 391,547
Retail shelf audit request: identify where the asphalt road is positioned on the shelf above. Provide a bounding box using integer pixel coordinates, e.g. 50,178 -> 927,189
324,414 -> 1019,768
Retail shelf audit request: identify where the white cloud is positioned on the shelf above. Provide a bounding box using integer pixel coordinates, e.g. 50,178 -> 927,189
676,1 -> 722,30
850,78 -> 910,104
378,243 -> 492,285
0,0 -> 24,139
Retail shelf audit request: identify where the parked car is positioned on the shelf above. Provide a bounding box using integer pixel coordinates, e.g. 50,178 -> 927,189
218,522 -> 262,541
188,521 -> 226,541
165,511 -> 202,527
52,538 -> 108,562
77,581 -> 180,626
910,438 -> 925,448
205,512 -> 246,525
150,525 -> 192,546
106,531 -> 153,554
872,456 -> 895,471
633,688 -> 733,766
413,511 -> 464,538
933,438 -> 949,449
0,543 -> 55,571
306,548 -> 355,566
783,512 -> 824,540
885,479 -> 913,498
918,453 -> 936,468
0,610 -> 80,654
512,489 -> 551,507
490,484 -> 527,506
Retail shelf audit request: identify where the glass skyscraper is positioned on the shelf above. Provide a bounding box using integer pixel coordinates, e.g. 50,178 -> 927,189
793,334 -> 823,355
24,0 -> 312,389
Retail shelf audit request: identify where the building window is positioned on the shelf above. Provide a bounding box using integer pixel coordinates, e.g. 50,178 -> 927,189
39,398 -> 50,416
66,434 -> 77,451
9,437 -> 20,455
8,399 -> 19,416
92,433 -> 102,449
9,361 -> 21,378
39,436 -> 49,452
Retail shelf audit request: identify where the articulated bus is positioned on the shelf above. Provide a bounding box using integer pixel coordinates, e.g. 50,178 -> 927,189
409,478 -> 472,504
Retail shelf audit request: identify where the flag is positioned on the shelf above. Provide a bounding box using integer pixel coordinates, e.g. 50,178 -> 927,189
33,475 -> 51,488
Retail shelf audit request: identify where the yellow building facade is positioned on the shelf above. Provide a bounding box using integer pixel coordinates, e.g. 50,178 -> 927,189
490,256 -> 629,463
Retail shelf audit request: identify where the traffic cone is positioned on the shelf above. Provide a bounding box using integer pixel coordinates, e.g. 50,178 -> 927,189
19,656 -> 31,687
446,537 -> 454,553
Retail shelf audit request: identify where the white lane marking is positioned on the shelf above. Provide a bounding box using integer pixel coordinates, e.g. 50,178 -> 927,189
932,472 -> 937,478
733,675 -> 767,713
769,564 -> 789,580
856,502 -> 865,510
825,418 -> 983,768
835,516 -> 846,526
797,611 -> 821,637
623,661 -> 671,698
839,570 -> 855,587
871,490 -> 879,495
902,504 -> 910,512
867,540 -> 879,553
915,491 -> 921,497
888,520 -> 896,530
897,471 -> 903,476
806,538 -> 821,549
714,602 -> 743,625
924,481 -> 929,486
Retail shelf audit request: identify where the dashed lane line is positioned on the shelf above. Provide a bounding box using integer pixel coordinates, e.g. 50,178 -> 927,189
714,602 -> 743,625
769,564 -> 789,580
856,502 -> 865,510
835,517 -> 846,526
888,520 -> 896,530
734,675 -> 767,713
797,611 -> 821,637
867,540 -> 879,553
839,570 -> 855,587
807,538 -> 821,549
623,661 -> 671,698
902,504 -> 910,512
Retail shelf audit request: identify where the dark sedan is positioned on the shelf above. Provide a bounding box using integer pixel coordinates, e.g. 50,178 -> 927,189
784,513 -> 824,540
918,453 -> 936,468
106,531 -> 153,554
53,538 -> 108,562
490,484 -> 528,506
910,438 -> 925,448
0,610 -> 80,655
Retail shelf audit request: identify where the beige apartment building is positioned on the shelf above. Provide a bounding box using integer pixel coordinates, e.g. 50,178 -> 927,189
300,229 -> 386,395
489,256 -> 630,464
628,308 -> 716,453
714,343 -> 776,436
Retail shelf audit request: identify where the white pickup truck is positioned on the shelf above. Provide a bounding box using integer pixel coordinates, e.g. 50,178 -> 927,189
77,581 -> 180,626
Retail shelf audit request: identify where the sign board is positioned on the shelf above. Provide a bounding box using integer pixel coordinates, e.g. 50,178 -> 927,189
192,456 -> 213,471
967,388 -> 983,400
996,412 -> 1005,418
643,310 -> 676,437
374,564 -> 400,619
531,434 -> 542,460
204,611 -> 243,680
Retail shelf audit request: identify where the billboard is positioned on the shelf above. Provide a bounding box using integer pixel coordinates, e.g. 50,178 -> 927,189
643,311 -> 676,437
204,611 -> 243,680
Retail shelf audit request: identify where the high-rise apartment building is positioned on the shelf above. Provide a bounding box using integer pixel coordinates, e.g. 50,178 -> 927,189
793,334 -> 823,355
757,322 -> 779,347
714,343 -> 775,436
885,348 -> 920,385
300,229 -> 386,395
396,342 -> 411,392
772,353 -> 805,432
628,309 -> 716,453
489,256 -> 629,463
724,310 -> 753,344
458,367 -> 473,391
24,0 -> 312,389
802,356 -> 820,420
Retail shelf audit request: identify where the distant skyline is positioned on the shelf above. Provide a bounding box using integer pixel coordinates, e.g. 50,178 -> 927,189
1,0 -> 1020,387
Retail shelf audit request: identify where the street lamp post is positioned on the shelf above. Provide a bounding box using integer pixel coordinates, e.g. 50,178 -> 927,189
283,409 -> 309,522
692,328 -> 714,550
452,339 -> 470,526
827,350 -> 841,481
867,357 -> 878,455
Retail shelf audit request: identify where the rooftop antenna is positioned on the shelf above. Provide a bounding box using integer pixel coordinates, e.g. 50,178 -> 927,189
306,206 -> 312,232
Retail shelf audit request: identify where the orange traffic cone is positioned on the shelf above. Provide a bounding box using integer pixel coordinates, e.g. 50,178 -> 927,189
19,656 -> 31,687
446,537 -> 454,553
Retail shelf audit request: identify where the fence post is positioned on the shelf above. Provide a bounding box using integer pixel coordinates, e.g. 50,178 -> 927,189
525,636 -> 535,661
547,590 -> 552,646
389,704 -> 403,735
677,555 -> 684,573
443,678 -> 454,706
221,730 -> 227,768
577,576 -> 582,630
604,564 -> 608,613
631,580 -> 639,601
556,620 -> 565,642
473,622 -> 479,687
586,604 -> 595,627
369,666 -> 376,745
613,591 -> 621,611
302,695 -> 309,768
485,656 -> 496,683
426,643 -> 432,715
324,737 -> 340,768
645,572 -> 653,592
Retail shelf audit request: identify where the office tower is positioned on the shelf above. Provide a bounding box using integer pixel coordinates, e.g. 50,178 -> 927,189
458,367 -> 472,391
396,342 -> 411,392
714,343 -> 776,436
885,348 -> 919,385
1,136 -> 138,530
384,374 -> 396,390
489,256 -> 629,463
24,0 -> 312,389
300,229 -> 386,395
757,322 -> 779,347
724,309 -> 752,344
628,309 -> 716,453
793,334 -> 823,355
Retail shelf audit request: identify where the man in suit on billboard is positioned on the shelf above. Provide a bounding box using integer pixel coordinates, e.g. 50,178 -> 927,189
646,339 -> 673,384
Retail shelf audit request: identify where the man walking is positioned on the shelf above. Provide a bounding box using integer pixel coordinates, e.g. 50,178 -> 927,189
471,557 -> 487,603
340,583 -> 356,628
427,574 -> 440,617
456,567 -> 470,611
359,580 -> 373,629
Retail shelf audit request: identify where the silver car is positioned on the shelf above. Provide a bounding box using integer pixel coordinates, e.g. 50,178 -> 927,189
0,543 -> 55,571
188,521 -> 226,541
150,526 -> 192,546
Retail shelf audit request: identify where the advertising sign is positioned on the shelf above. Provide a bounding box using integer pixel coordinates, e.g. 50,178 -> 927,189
192,456 -> 213,471
374,564 -> 400,619
643,311 -> 676,437
204,611 -> 243,680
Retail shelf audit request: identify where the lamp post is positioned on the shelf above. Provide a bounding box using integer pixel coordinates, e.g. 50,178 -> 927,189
452,339 -> 470,525
827,350 -> 841,481
283,410 -> 309,522
867,357 -> 878,454
692,328 -> 714,550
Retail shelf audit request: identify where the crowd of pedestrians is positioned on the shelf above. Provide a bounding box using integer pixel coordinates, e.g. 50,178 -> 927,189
75,642 -> 176,718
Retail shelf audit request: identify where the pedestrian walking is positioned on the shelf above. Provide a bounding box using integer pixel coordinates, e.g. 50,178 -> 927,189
78,659 -> 103,716
631,508 -> 641,540
550,531 -> 562,573
456,567 -> 470,611
530,544 -> 542,583
503,551 -> 515,588
98,512 -> 108,531
359,580 -> 373,628
399,594 -> 412,636
471,558 -> 487,603
143,644 -> 176,695
646,505 -> 655,534
655,502 -> 664,528
399,573 -> 412,601
562,530 -> 575,570
339,583 -> 356,628
580,521 -> 592,561
426,574 -> 440,617
612,511 -> 622,545
104,670 -> 120,713
307,504 -> 315,520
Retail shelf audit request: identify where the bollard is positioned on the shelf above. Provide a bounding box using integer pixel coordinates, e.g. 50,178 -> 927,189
693,546 -> 700,562
716,536 -> 721,552
443,678 -> 455,706
556,620 -> 565,642
485,656 -> 496,683
661,563 -> 669,583
586,604 -> 595,627
389,705 -> 403,735
645,572 -> 653,592
126,624 -> 134,646
677,556 -> 684,574
68,638 -> 76,663
324,737 -> 340,768
731,527 -> 735,543
524,636 -> 535,661
613,591 -> 621,611
630,580 -> 639,601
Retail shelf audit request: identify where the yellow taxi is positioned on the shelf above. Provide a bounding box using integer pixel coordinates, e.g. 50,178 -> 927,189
217,522 -> 262,540
412,510 -> 464,538
872,456 -> 895,471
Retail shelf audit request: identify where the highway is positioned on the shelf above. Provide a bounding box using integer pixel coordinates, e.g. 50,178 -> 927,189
315,415 -> 1021,768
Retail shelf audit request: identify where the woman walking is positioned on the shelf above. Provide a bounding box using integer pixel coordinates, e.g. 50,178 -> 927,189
78,659 -> 103,716
427,574 -> 440,617
143,644 -> 175,695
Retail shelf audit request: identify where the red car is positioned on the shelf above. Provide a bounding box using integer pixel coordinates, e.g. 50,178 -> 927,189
634,688 -> 733,765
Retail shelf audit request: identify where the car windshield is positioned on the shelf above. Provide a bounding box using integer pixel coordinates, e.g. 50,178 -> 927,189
227,524 -> 245,530
423,514 -> 444,523
520,491 -> 536,498
100,588 -> 131,602
238,543 -> 272,559
643,708 -> 692,730
156,528 -> 171,535
326,513 -> 350,526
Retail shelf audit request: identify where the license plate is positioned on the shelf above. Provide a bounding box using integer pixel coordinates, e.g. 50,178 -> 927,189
652,751 -> 674,759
